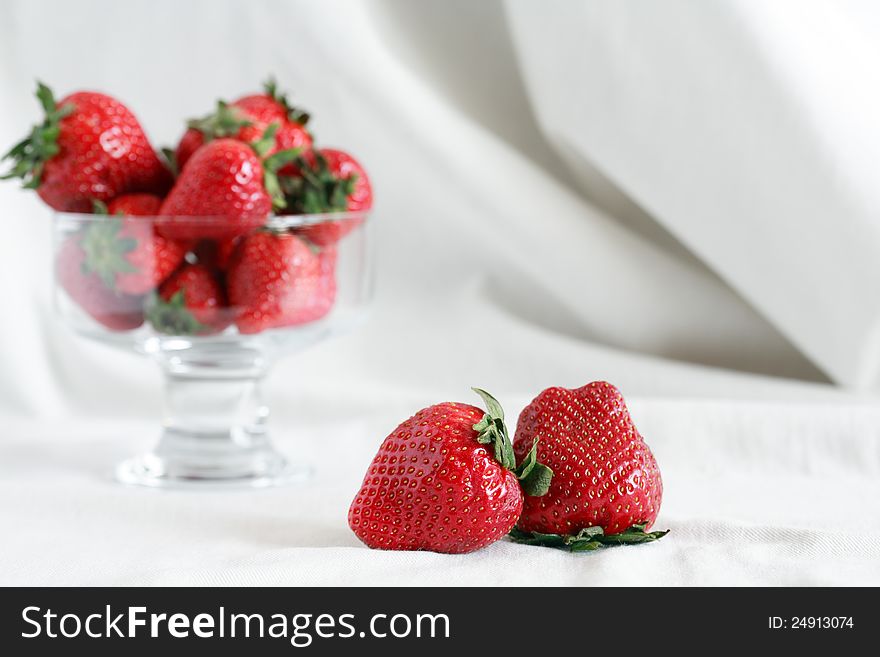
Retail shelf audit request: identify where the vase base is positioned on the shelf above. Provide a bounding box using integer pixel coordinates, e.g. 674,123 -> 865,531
115,450 -> 312,490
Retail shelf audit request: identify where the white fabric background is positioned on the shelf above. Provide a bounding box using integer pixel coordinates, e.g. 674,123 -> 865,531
0,0 -> 879,585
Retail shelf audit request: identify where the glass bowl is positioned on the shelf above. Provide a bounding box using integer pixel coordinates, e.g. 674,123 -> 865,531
53,210 -> 372,489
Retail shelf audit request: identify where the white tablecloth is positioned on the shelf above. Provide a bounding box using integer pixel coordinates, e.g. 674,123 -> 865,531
1,0 -> 880,586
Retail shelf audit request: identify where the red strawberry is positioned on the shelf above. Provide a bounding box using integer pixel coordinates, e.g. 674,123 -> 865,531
158,138 -> 283,241
106,193 -> 163,216
174,101 -> 265,172
2,82 -> 171,212
175,79 -> 311,172
349,389 -> 552,554
147,264 -> 230,336
232,78 -> 311,175
56,236 -> 144,331
79,211 -> 186,296
226,231 -> 325,334
234,77 -> 310,126
284,149 -> 372,247
510,382 -> 667,551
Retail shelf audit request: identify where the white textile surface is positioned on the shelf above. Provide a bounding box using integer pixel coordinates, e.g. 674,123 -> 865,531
1,0 -> 879,586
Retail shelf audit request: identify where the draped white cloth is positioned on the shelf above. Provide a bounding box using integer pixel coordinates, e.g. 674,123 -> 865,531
0,0 -> 878,585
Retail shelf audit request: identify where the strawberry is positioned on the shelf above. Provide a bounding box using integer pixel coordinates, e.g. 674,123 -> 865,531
174,101 -> 263,172
56,236 -> 144,331
231,78 -> 312,175
510,381 -> 668,551
158,137 -> 294,241
106,193 -> 163,217
78,206 -> 185,296
283,149 -> 372,247
174,79 -> 311,172
226,231 -> 327,334
2,82 -> 171,212
147,264 -> 230,336
349,389 -> 552,554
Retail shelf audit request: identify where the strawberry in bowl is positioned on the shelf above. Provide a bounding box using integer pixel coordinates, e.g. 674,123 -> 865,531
5,77 -> 375,489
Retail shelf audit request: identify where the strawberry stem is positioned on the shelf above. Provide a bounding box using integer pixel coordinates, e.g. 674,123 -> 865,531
509,524 -> 669,551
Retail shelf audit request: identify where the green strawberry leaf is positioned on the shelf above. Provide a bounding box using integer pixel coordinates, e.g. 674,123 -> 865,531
80,218 -> 138,289
145,290 -> 208,336
471,387 -> 516,470
263,147 -> 302,173
509,524 -> 669,551
1,81 -> 75,188
250,122 -> 279,159
264,148 -> 303,211
279,151 -> 358,214
471,389 -> 552,496
186,100 -> 252,142
514,438 -> 554,497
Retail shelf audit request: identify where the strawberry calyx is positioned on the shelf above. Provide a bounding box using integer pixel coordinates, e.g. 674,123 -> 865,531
1,81 -> 75,189
186,100 -> 252,142
471,388 -> 553,497
509,524 -> 669,551
280,152 -> 358,214
79,217 -> 138,289
145,290 -> 208,336
251,123 -> 303,211
263,76 -> 310,126
514,438 -> 554,498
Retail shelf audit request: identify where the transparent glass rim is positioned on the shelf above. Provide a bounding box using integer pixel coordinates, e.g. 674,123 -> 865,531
52,210 -> 371,229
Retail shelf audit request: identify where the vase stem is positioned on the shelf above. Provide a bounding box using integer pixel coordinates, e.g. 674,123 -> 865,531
115,349 -> 309,488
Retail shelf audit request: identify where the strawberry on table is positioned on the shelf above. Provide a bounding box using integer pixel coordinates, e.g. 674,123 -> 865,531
2,82 -> 172,212
56,236 -> 145,331
510,381 -> 668,551
226,231 -> 327,334
158,136 -> 295,241
147,264 -> 230,336
349,389 -> 552,554
283,148 -> 372,247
